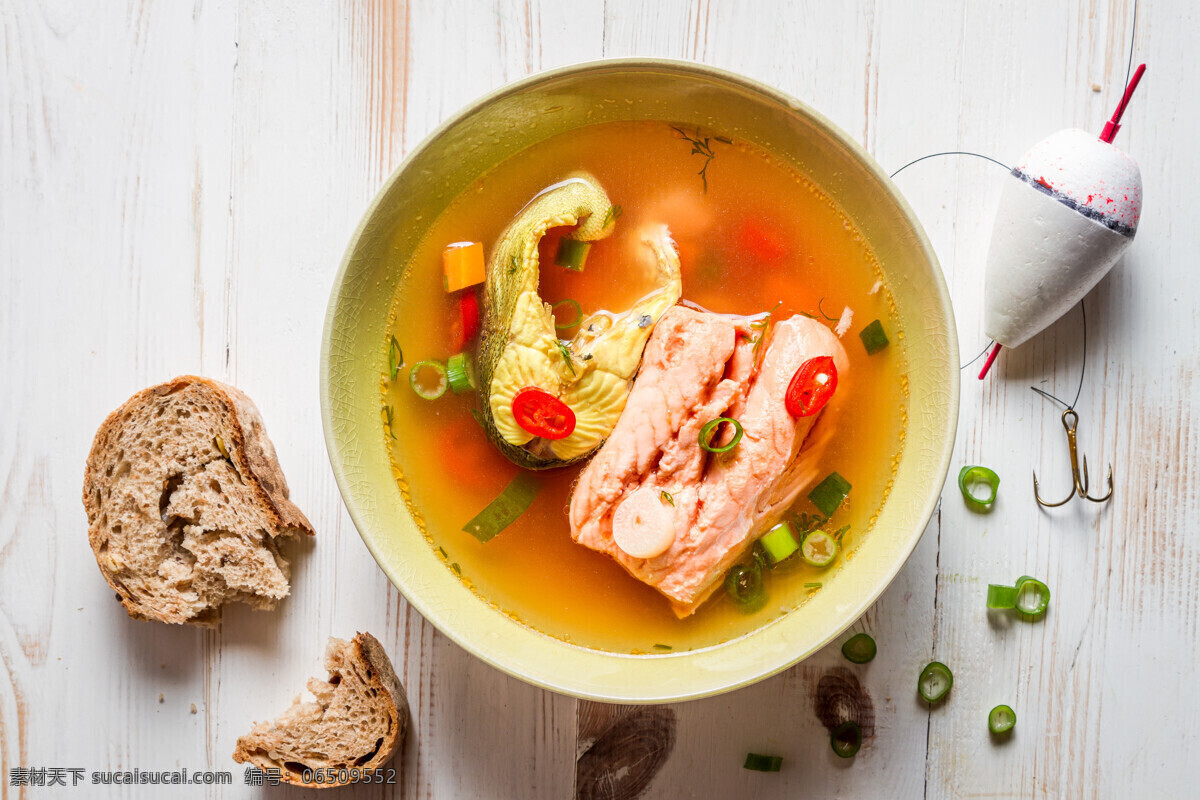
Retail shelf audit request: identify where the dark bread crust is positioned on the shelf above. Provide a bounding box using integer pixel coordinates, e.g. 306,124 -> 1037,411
82,376 -> 314,624
231,632 -> 409,788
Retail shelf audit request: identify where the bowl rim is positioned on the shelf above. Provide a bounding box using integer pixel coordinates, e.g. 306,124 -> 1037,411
320,56 -> 959,702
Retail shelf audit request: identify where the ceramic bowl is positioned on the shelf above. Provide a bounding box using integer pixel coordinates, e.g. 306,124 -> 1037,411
321,59 -> 958,702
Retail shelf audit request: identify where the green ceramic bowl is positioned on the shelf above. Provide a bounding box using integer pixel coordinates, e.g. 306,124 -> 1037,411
321,59 -> 958,702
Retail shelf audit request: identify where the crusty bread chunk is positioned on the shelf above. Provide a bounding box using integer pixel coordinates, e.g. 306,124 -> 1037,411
83,376 -> 314,625
233,632 -> 408,787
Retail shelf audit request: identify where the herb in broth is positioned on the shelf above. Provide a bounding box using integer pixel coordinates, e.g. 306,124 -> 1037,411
601,204 -> 623,228
388,334 -> 404,379
670,126 -> 732,193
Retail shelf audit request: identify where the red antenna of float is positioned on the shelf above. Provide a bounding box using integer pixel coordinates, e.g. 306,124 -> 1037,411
978,64 -> 1146,381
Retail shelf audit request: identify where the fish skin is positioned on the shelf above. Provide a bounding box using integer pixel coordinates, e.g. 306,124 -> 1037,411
478,174 -> 682,469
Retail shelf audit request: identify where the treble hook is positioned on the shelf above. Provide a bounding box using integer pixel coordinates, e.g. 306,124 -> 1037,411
1032,409 -> 1113,507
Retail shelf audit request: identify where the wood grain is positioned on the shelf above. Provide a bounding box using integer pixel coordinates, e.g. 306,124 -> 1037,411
2,0 -> 1197,797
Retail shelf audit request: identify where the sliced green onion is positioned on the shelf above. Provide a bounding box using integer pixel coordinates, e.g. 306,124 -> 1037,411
554,238 -> 592,271
841,633 -> 877,664
660,490 -> 675,507
699,417 -> 743,453
446,352 -> 477,395
758,521 -> 799,565
801,530 -> 838,568
551,299 -> 583,329
830,722 -> 862,758
804,582 -> 822,590
859,319 -> 889,355
987,584 -> 1018,609
724,560 -> 766,612
409,359 -> 448,400
1014,577 -> 1051,616
987,576 -> 1050,617
918,661 -> 953,703
743,753 -> 782,772
958,465 -> 1000,510
388,334 -> 403,379
461,473 -> 540,543
988,704 -> 1016,734
808,472 -> 851,517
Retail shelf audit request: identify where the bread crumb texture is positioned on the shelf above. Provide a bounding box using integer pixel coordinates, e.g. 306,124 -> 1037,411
83,376 -> 313,625
233,633 -> 409,787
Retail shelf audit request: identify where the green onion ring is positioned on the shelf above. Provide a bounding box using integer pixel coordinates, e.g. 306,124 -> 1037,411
918,661 -> 953,703
830,721 -> 862,758
408,359 -> 448,400
801,530 -> 838,568
988,576 -> 1050,617
446,352 -> 477,395
742,753 -> 782,772
758,521 -> 799,565
699,417 -> 743,453
988,704 -> 1016,734
841,633 -> 877,664
724,560 -> 766,611
1013,576 -> 1051,617
958,465 -> 1000,510
551,299 -> 583,329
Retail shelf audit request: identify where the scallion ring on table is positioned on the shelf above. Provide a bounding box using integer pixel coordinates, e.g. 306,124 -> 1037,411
699,417 -> 743,453
409,359 -> 448,400
958,465 -> 1000,510
841,633 -> 877,664
742,753 -> 782,772
830,721 -> 862,758
988,704 -> 1016,734
918,661 -> 953,703
551,299 -> 583,329
987,576 -> 1050,617
446,352 -> 477,394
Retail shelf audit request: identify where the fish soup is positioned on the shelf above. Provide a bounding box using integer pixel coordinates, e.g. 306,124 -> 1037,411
382,120 -> 906,653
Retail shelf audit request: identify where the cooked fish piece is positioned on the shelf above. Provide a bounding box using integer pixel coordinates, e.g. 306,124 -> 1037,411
569,307 -> 849,617
477,173 -> 683,469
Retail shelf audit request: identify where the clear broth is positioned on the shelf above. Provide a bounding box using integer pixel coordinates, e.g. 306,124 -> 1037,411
383,120 -> 906,653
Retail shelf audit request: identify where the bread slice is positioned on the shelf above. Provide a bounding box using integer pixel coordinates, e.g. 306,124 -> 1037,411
232,632 -> 408,787
83,376 -> 314,625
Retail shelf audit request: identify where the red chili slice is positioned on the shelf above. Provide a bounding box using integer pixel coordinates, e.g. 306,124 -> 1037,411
785,356 -> 838,417
511,388 -> 576,440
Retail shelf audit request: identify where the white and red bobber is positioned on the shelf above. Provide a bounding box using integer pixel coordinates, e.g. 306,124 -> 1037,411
978,65 -> 1146,379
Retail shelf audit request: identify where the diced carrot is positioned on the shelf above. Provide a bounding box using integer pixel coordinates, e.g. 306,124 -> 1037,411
737,219 -> 789,264
443,241 -> 486,293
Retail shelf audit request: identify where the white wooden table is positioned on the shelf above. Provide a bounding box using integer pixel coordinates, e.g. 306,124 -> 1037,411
4,1 -> 1196,797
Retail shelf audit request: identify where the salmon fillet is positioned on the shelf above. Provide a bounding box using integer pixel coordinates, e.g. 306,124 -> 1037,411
568,305 -> 850,617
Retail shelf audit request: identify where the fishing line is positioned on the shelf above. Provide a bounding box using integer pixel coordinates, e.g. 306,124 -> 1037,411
1030,301 -> 1087,411
889,150 -> 1008,371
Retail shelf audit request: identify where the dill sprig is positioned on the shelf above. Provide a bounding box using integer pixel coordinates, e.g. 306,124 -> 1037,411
817,297 -> 839,322
660,490 -> 675,507
670,126 -> 732,193
382,404 -> 396,439
388,334 -> 404,379
555,340 -> 576,376
750,301 -> 783,358
602,204 -> 623,228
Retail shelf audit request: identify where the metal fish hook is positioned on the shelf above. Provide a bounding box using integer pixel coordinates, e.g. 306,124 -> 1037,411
1033,409 -> 1114,507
